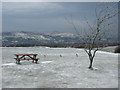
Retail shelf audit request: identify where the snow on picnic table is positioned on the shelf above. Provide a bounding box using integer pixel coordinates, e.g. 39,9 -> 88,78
1,47 -> 118,88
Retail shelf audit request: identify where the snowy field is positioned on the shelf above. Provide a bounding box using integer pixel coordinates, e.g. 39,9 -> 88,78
1,47 -> 118,88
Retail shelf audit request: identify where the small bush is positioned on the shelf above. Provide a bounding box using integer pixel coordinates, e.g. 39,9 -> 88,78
114,46 -> 120,53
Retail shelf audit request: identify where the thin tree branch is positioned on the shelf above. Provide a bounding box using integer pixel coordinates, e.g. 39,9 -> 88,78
84,48 -> 89,55
84,17 -> 94,32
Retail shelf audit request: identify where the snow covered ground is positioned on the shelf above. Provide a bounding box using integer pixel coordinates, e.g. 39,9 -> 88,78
1,47 -> 118,88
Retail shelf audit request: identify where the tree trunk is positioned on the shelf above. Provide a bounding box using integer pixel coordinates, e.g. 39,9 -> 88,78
88,56 -> 93,69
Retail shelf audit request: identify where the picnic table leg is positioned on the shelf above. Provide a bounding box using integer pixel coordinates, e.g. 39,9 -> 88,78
16,60 -> 18,64
15,55 -> 21,64
16,59 -> 20,64
18,60 -> 20,64
35,59 -> 38,64
15,59 -> 18,64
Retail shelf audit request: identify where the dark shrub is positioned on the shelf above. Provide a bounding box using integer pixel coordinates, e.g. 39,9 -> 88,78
114,46 -> 120,53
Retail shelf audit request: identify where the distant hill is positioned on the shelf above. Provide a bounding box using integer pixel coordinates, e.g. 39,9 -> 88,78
1,31 -> 81,47
1,31 -> 118,47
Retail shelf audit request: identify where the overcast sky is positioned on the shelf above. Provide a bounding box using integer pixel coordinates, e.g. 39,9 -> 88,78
2,2 -> 118,35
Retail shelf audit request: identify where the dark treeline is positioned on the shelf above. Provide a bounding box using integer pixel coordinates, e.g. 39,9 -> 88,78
1,42 -> 120,48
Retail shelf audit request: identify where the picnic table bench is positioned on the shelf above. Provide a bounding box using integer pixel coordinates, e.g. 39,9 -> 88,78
14,54 -> 39,64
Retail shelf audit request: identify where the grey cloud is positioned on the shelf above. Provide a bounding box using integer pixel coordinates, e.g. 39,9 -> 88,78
2,2 -> 118,35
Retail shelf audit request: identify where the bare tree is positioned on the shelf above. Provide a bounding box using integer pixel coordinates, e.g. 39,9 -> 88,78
66,2 -> 119,70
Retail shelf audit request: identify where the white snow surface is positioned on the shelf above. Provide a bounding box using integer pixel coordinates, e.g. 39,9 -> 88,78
1,47 -> 118,88
41,61 -> 53,64
2,63 -> 17,66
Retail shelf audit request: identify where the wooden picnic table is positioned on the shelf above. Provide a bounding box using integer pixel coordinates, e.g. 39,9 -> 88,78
14,54 -> 39,64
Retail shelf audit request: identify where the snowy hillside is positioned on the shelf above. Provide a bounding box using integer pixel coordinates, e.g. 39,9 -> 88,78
2,47 -> 118,88
2,32 -> 81,47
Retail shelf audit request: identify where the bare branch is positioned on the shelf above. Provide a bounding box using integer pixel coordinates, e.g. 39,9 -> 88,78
92,48 -> 99,58
84,17 -> 94,32
84,48 -> 89,55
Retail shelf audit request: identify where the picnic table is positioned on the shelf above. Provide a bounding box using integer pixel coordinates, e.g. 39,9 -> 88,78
14,54 -> 39,64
